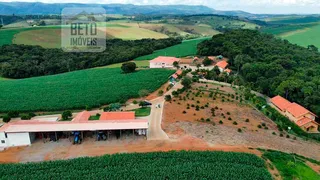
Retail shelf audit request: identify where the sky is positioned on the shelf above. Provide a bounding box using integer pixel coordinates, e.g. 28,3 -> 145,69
1,0 -> 320,14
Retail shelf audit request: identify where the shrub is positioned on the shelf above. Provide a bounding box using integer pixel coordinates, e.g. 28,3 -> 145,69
238,128 -> 242,133
133,100 -> 138,104
21,115 -> 31,120
245,119 -> 249,122
183,111 -> 187,114
2,115 -> 11,123
226,112 -> 231,115
257,125 -> 262,129
261,123 -> 266,127
28,112 -> 36,117
233,121 -> 238,125
158,90 -> 164,96
8,111 -> 19,118
219,120 -> 223,124
280,133 -> 284,137
272,132 -> 276,135
206,118 -> 211,122
228,117 -> 232,120
264,127 -> 269,130
62,110 -> 72,120
286,135 -> 290,138
165,95 -> 172,101
215,106 -> 219,110
195,105 -> 200,111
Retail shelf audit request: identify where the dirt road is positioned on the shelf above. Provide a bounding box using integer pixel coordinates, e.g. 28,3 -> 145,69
147,82 -> 183,140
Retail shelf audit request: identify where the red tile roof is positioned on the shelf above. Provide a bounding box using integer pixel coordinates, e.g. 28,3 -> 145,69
296,117 -> 313,127
172,74 -> 178,79
149,56 -> 180,64
286,103 -> 316,118
100,112 -> 135,121
216,60 -> 228,69
271,95 -> 291,111
176,69 -> 183,75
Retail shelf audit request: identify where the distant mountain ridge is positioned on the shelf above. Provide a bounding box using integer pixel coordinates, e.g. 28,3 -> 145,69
0,2 -> 214,15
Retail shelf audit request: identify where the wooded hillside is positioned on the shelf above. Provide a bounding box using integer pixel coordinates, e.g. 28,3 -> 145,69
0,38 -> 181,78
198,29 -> 320,115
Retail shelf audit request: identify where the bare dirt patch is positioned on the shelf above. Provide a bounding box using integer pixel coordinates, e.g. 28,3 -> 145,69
163,83 -> 320,160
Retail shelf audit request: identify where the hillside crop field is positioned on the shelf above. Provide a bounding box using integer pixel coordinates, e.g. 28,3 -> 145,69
0,151 -> 272,180
0,68 -> 174,112
280,24 -> 320,48
135,37 -> 210,60
263,150 -> 320,180
0,26 -> 61,46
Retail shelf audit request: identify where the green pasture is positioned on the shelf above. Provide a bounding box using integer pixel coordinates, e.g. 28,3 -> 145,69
135,37 -> 210,60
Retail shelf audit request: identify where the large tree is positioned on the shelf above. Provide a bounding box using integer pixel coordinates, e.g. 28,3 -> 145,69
121,62 -> 136,73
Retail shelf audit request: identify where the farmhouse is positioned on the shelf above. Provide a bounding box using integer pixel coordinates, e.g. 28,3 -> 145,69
271,95 -> 319,132
0,111 -> 148,148
216,60 -> 229,72
149,56 -> 180,68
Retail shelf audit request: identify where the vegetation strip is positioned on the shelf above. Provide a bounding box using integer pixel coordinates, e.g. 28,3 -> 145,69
262,150 -> 320,180
0,151 -> 272,180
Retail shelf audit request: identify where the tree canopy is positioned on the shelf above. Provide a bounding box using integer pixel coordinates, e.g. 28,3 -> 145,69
0,38 -> 181,78
198,29 -> 320,115
121,62 -> 136,73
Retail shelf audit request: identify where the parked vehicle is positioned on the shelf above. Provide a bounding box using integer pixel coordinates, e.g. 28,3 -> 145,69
73,131 -> 81,144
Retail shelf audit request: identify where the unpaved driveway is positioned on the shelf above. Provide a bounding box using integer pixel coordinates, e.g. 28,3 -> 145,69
147,82 -> 183,140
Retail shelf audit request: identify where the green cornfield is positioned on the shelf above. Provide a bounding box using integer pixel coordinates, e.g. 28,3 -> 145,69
0,68 -> 174,112
0,151 -> 272,180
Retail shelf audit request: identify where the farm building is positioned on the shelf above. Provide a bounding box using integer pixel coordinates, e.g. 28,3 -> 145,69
171,69 -> 183,80
149,56 -> 180,68
0,111 -> 148,148
271,95 -> 319,132
216,60 -> 229,72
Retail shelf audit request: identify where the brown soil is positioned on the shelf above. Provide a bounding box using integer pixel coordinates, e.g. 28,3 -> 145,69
163,83 -> 320,161
0,135 -> 258,163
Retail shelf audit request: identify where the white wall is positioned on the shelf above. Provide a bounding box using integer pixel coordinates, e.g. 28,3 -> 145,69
7,132 -> 31,147
150,62 -> 174,69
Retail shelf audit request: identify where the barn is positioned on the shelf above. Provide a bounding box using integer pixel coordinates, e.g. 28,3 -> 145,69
0,111 -> 148,148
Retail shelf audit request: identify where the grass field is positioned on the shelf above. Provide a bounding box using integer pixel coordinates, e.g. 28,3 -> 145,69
263,150 -> 320,180
0,151 -> 272,179
262,24 -> 316,35
0,68 -> 174,112
0,26 -> 61,46
131,107 -> 151,117
280,24 -> 320,48
135,37 -> 210,60
13,28 -> 62,48
0,23 -> 168,48
104,60 -> 150,68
